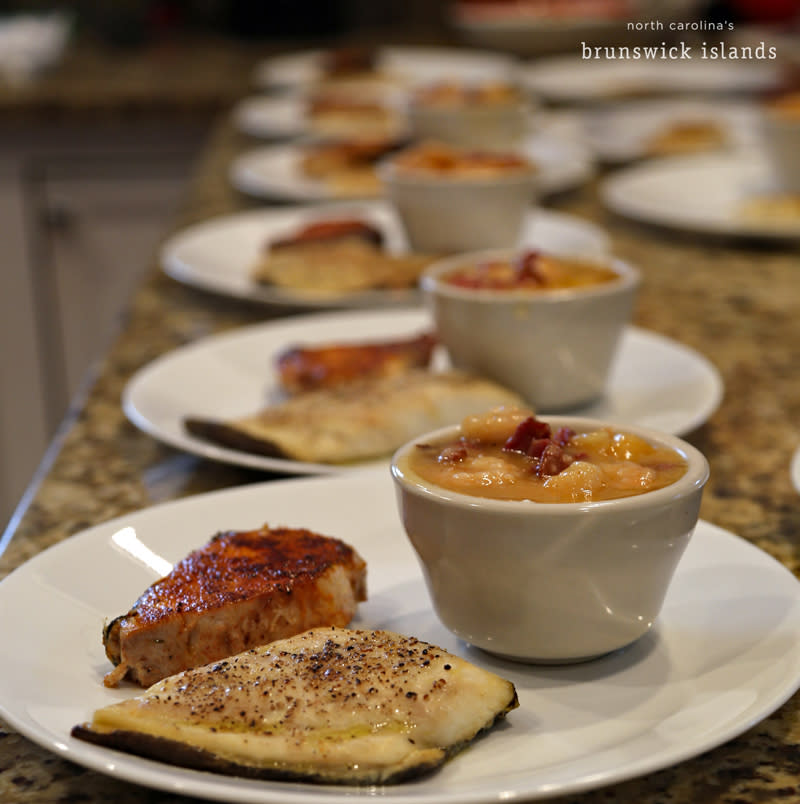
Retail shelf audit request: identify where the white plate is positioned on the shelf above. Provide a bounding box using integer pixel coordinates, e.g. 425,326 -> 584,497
447,0 -> 708,58
229,132 -> 593,202
451,10 -> 632,58
232,92 -> 410,142
601,150 -> 800,240
582,98 -> 760,163
1,471 -> 799,803
519,55 -> 780,104
160,203 -> 608,309
122,307 -> 723,476
233,94 -> 305,140
253,45 -> 516,91
791,447 -> 800,494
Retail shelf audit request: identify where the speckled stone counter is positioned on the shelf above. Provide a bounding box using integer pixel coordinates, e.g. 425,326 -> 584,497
0,34 -> 268,122
1,106 -> 799,802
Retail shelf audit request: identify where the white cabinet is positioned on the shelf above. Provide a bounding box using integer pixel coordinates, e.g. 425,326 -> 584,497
0,121 -> 207,530
30,160 -> 191,410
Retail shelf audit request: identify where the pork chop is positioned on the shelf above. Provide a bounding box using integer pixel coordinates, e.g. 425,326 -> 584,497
102,525 -> 367,688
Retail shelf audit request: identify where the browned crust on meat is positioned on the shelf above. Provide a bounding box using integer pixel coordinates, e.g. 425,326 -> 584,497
275,332 -> 437,394
131,527 -> 364,625
103,526 -> 367,687
267,219 -> 384,251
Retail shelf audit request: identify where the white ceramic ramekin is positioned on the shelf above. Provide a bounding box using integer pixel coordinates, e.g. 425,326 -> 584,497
391,415 -> 709,664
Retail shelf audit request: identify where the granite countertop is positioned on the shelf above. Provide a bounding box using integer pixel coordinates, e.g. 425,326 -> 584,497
1,88 -> 800,801
0,33 -> 272,123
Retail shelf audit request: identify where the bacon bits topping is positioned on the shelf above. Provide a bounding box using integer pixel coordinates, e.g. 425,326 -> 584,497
503,416 -> 573,477
441,251 -> 620,291
321,46 -> 377,77
513,250 -> 546,284
437,444 -> 468,464
406,408 -> 689,502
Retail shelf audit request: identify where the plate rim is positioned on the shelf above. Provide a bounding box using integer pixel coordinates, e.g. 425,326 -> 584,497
791,446 -> 800,494
231,89 -> 412,141
231,94 -> 309,140
252,44 -> 516,90
600,150 -> 800,241
517,55 -> 780,102
1,469 -> 799,804
581,97 -> 759,163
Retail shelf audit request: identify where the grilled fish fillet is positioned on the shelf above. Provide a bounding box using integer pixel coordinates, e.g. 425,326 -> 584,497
299,140 -> 404,198
103,526 -> 367,688
252,218 -> 431,293
185,369 -> 524,464
74,627 -> 518,785
253,237 -> 432,293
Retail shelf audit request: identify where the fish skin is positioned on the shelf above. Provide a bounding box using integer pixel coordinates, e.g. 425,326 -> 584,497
75,627 -> 518,785
185,369 -> 524,465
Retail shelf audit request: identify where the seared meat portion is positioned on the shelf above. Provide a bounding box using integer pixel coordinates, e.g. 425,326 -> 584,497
267,218 -> 384,251
276,331 -> 437,395
76,627 -> 518,785
103,526 -> 367,688
321,46 -> 378,77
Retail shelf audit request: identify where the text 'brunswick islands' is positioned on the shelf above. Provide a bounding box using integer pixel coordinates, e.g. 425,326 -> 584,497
581,41 -> 777,60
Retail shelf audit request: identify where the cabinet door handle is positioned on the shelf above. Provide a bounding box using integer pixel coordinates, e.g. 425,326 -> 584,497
40,203 -> 77,232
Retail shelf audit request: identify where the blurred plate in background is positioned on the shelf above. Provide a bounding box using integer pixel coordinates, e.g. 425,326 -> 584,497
229,130 -> 593,203
519,54 -> 781,104
448,0 -> 706,57
582,98 -> 761,163
161,203 -> 610,309
602,151 -> 800,240
253,45 -> 516,91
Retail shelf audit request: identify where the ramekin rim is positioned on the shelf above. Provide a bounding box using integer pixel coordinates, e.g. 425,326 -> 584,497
389,417 -> 709,513
419,250 -> 640,301
376,159 -> 538,187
